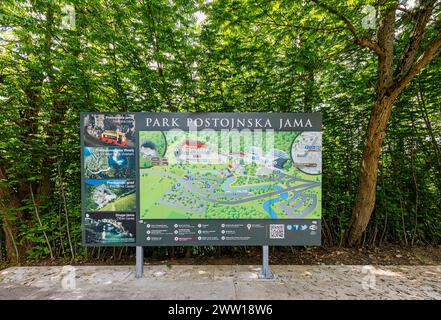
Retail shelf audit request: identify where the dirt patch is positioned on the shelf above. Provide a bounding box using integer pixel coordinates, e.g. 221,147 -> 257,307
1,245 -> 440,268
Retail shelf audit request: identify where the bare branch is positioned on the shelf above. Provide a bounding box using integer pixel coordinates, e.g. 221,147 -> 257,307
310,0 -> 384,57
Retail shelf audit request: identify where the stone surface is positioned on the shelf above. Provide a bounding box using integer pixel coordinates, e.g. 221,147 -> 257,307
0,265 -> 440,300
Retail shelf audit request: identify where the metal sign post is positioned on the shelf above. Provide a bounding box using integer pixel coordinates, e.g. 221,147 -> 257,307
135,246 -> 144,278
260,245 -> 274,279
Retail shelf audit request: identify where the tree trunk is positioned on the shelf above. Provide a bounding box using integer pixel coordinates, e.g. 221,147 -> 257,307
347,95 -> 394,246
0,168 -> 28,262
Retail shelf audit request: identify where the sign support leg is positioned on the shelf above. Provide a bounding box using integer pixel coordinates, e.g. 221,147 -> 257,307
260,245 -> 274,279
136,246 -> 144,279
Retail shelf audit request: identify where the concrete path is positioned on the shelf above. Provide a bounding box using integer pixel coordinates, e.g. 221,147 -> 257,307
0,265 -> 440,300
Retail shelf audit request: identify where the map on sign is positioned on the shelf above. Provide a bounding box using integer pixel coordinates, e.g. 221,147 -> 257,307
139,130 -> 322,220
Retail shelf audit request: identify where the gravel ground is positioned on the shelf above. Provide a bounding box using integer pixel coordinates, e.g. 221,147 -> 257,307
1,264 -> 440,300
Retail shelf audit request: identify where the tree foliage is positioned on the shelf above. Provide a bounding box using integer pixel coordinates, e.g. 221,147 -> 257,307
0,0 -> 440,262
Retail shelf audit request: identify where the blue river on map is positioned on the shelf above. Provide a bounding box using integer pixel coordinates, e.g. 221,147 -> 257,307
221,176 -> 288,218
84,147 -> 92,157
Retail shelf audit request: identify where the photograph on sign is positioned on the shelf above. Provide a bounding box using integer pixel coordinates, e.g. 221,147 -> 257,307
85,212 -> 136,244
83,113 -> 135,147
84,179 -> 136,212
84,147 -> 135,180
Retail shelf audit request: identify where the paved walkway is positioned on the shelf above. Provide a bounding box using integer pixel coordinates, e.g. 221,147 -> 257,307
1,265 -> 440,300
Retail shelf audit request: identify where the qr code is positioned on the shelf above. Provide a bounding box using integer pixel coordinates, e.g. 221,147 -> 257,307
270,224 -> 285,239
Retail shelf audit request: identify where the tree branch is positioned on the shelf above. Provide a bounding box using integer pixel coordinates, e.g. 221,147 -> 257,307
397,5 -> 415,16
391,32 -> 441,97
249,20 -> 345,32
377,4 -> 397,92
394,0 -> 437,79
310,0 -> 384,57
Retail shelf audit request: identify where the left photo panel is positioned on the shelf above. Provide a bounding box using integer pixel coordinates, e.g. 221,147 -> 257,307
81,113 -> 137,245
